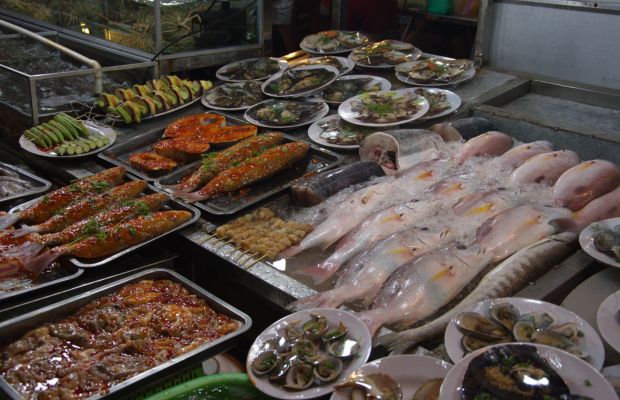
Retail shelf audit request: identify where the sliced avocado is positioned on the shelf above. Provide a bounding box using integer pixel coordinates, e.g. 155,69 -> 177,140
145,93 -> 164,112
170,87 -> 185,105
140,96 -> 158,115
190,81 -> 202,97
200,80 -> 213,92
112,105 -> 133,124
134,84 -> 153,97
123,102 -> 142,123
181,81 -> 196,99
157,89 -> 178,106
127,97 -> 149,115
123,88 -> 137,100
154,93 -> 172,110
154,80 -> 169,91
177,85 -> 191,102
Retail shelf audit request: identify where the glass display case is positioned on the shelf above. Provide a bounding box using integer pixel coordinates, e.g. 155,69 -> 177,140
0,0 -> 268,72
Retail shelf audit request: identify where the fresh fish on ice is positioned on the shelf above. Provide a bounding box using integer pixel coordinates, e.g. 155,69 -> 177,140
553,186 -> 620,233
509,150 -> 580,185
457,131 -> 513,165
430,117 -> 492,141
496,141 -> 554,169
552,159 -> 620,211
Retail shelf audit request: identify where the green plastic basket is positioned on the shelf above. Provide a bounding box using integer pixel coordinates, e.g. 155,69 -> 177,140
131,367 -> 205,400
141,373 -> 271,400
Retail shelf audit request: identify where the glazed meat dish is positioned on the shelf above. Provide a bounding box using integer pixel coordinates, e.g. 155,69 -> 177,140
0,279 -> 241,399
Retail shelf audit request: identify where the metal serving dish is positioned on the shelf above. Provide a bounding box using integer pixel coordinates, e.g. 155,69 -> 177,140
8,179 -> 200,268
155,133 -> 343,215
0,162 -> 51,204
0,263 -> 83,303
0,268 -> 252,400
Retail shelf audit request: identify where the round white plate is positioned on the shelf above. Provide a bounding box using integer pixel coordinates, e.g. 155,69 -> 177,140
294,56 -> 355,76
299,31 -> 369,55
415,88 -> 462,120
439,343 -> 616,400
262,65 -> 340,99
247,308 -> 372,400
216,57 -> 288,82
395,60 -> 476,87
445,297 -> 605,370
200,82 -> 263,111
338,88 -> 430,127
597,289 -> 620,355
307,114 -> 377,150
580,218 -> 620,268
316,74 -> 392,105
244,99 -> 329,129
348,41 -> 422,69
20,120 -> 117,159
330,354 -> 452,400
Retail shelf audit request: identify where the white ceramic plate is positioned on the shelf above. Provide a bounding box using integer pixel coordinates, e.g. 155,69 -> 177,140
316,74 -> 392,106
348,41 -> 422,69
439,343 -> 616,400
20,120 -> 117,159
330,354 -> 452,400
580,218 -> 620,268
247,308 -> 372,400
338,88 -> 429,127
444,297 -> 605,370
299,31 -> 369,55
307,114 -> 378,150
262,65 -> 340,98
414,87 -> 462,120
216,57 -> 288,82
244,99 -> 329,129
200,82 -> 263,111
395,59 -> 476,87
293,56 -> 355,76
597,289 -> 620,355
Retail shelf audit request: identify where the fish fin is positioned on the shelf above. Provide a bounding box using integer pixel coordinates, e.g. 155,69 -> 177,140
358,310 -> 384,337
374,333 -> 413,355
549,217 -> 579,233
287,291 -> 341,312
0,213 -> 20,230
0,242 -> 50,279
294,262 -> 339,285
10,225 -> 38,238
24,247 -> 58,276
160,183 -> 191,193
172,190 -> 205,203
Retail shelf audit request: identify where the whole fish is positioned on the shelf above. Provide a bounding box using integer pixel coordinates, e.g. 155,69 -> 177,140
33,193 -> 170,247
279,159 -> 451,258
0,167 -> 126,230
357,204 -> 570,336
430,117 -> 492,141
168,132 -> 285,193
0,242 -> 47,279
551,185 -> 620,233
176,142 -> 310,203
24,211 -> 192,275
12,180 -> 147,236
374,232 -> 577,353
509,150 -> 580,185
290,161 -> 385,207
496,141 -> 554,169
457,131 -> 513,164
553,159 -> 620,211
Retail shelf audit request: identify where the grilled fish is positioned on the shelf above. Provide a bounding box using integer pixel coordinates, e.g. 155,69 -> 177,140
176,142 -> 310,202
0,167 -> 126,230
129,152 -> 177,174
163,113 -> 225,138
194,124 -> 257,144
152,136 -> 211,162
167,132 -> 285,193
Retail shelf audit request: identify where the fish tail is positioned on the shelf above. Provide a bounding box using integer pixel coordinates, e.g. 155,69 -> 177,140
294,262 -> 340,285
0,242 -> 50,279
278,244 -> 302,259
24,247 -> 61,276
549,217 -> 579,233
0,212 -> 20,230
358,309 -> 385,337
10,225 -> 39,238
172,189 -> 207,203
377,334 -> 413,355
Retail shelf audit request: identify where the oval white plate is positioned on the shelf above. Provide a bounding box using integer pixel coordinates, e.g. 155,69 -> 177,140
299,31 -> 369,55
580,218 -> 620,268
293,56 -> 355,76
247,308 -> 372,400
414,88 -> 462,120
200,82 -> 263,111
444,297 -> 605,370
439,343 -> 616,400
308,114 -> 379,150
20,120 -> 117,159
262,65 -> 340,99
330,354 -> 452,400
348,41 -> 422,69
597,289 -> 620,355
395,59 -> 476,87
216,57 -> 288,82
316,74 -> 392,105
338,88 -> 429,127
244,99 -> 329,129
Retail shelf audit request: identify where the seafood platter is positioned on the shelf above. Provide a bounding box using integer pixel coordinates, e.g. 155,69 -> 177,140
307,114 -> 383,149
292,56 -> 355,76
349,40 -> 423,69
0,162 -> 50,204
579,217 -> 620,268
216,57 -> 289,82
395,58 -> 476,87
245,99 -> 330,129
300,30 -> 369,55
316,74 -> 392,105
261,65 -> 340,98
201,81 -> 264,111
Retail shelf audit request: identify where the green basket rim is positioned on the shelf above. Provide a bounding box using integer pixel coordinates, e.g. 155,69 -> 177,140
143,373 -> 254,400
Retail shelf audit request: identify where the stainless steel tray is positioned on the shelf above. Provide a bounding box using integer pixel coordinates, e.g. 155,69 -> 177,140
0,268 -> 252,400
8,179 -> 201,268
0,264 -> 83,303
155,134 -> 344,215
0,162 -> 51,204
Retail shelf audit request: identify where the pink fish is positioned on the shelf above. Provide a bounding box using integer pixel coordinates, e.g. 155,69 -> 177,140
496,141 -> 554,169
457,131 -> 513,164
553,160 -> 620,211
509,150 -> 580,185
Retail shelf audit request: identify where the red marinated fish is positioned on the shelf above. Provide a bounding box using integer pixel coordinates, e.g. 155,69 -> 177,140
168,132 -> 285,193
129,152 -> 177,174
194,124 -> 257,144
152,136 -> 211,162
0,167 -> 126,230
176,142 -> 310,202
163,113 -> 225,138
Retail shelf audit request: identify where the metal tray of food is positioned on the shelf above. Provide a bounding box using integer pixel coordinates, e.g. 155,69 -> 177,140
155,133 -> 344,215
98,111 -> 248,182
8,178 -> 201,268
0,162 -> 51,204
0,268 -> 252,400
0,264 -> 83,303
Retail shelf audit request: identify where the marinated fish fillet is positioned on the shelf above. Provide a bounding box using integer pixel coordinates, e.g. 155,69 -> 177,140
163,113 -> 225,138
152,136 -> 211,162
194,124 -> 257,144
177,142 -> 310,202
129,152 -> 177,173
0,167 -> 126,229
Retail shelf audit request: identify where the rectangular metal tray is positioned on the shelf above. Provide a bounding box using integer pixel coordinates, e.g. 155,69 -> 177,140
8,178 -> 201,268
0,264 -> 83,303
155,133 -> 344,215
0,162 -> 51,204
0,268 -> 252,400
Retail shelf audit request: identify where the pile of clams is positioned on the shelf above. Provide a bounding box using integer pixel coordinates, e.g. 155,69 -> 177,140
251,314 -> 359,391
454,303 -> 587,359
591,222 -> 620,261
335,372 -> 402,400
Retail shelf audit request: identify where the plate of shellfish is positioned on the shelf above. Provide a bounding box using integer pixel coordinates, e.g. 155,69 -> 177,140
395,57 -> 475,86
330,355 -> 452,400
348,40 -> 422,69
579,217 -> 620,268
262,65 -> 340,98
247,308 -> 372,399
444,297 -> 605,370
300,30 -> 369,55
